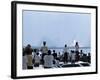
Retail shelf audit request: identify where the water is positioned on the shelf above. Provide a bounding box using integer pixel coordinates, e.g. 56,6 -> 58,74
49,47 -> 90,54
32,47 -> 90,55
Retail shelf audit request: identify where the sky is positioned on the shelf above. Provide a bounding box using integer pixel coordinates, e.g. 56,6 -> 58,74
23,10 -> 91,47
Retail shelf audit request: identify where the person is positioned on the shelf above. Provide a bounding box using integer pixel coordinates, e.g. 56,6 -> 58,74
34,52 -> 41,67
22,48 -> 27,69
63,52 -> 68,64
75,51 -> 80,62
75,42 -> 79,52
57,52 -> 61,61
71,50 -> 76,64
55,57 -> 60,68
63,44 -> 68,53
40,41 -> 48,64
24,44 -> 33,69
68,52 -> 71,62
75,42 -> 80,61
79,50 -> 83,61
87,52 -> 91,63
63,44 -> 68,63
52,50 -> 57,59
82,54 -> 87,62
43,50 -> 54,68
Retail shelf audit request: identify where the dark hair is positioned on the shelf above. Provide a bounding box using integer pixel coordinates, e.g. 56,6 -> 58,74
76,42 -> 78,45
59,52 -> 60,54
71,50 -> 74,53
48,50 -> 51,55
43,41 -> 46,46
65,44 -> 67,47
36,53 -> 39,55
27,44 -> 31,47
80,50 -> 83,53
53,50 -> 55,52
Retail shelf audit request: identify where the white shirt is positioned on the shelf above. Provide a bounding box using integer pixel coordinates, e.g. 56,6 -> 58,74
71,53 -> 76,60
43,55 -> 54,67
75,45 -> 79,51
41,46 -> 48,53
63,47 -> 68,53
34,55 -> 40,63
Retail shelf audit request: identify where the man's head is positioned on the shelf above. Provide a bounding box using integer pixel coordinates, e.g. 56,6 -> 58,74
43,41 -> 46,46
65,44 -> 67,47
76,42 -> 78,45
27,44 -> 31,48
53,50 -> 55,53
80,50 -> 83,53
36,53 -> 39,55
48,50 -> 51,55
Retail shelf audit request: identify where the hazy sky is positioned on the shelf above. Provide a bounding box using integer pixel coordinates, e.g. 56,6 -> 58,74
23,10 -> 91,47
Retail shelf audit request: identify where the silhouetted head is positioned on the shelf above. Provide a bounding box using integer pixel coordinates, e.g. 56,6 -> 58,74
75,42 -> 78,45
53,50 -> 55,53
65,44 -> 67,47
71,50 -> 74,53
36,53 -> 39,55
27,44 -> 31,48
43,41 -> 46,46
80,50 -> 83,53
58,52 -> 60,54
48,50 -> 51,55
